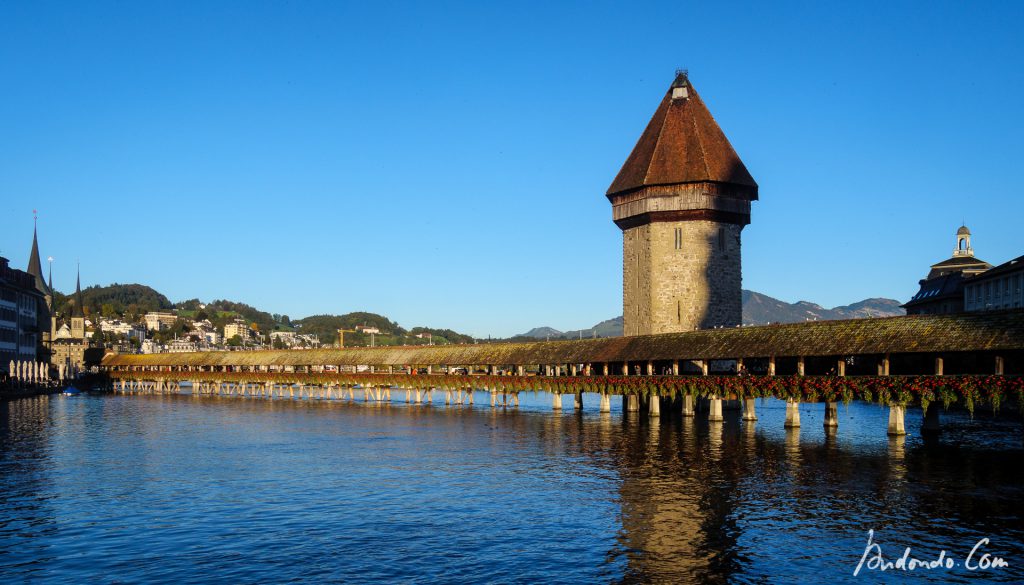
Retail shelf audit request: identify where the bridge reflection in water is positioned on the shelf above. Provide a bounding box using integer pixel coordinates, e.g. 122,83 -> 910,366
586,406 -> 1022,583
2,394 -> 1022,582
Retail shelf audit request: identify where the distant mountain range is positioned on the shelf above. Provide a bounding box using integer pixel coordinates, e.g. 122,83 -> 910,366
514,290 -> 905,339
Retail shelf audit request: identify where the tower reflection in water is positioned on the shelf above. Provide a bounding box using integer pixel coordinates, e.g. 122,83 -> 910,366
579,398 -> 1023,584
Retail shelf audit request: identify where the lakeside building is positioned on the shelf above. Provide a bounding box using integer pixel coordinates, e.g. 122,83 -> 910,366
270,331 -> 321,348
167,338 -> 199,353
99,318 -> 147,342
144,311 -> 178,332
0,256 -> 47,374
223,318 -> 251,341
965,255 -> 1024,312
190,319 -> 221,345
903,226 -> 993,315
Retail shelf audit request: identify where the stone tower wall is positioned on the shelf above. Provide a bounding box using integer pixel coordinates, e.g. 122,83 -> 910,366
622,220 -> 742,336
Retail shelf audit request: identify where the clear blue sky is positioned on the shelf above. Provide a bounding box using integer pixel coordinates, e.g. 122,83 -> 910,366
2,1 -> 1022,337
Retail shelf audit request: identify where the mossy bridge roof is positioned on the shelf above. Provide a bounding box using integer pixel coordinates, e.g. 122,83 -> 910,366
102,311 -> 1024,369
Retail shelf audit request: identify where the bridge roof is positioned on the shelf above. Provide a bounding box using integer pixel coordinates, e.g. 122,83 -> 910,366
102,311 -> 1024,368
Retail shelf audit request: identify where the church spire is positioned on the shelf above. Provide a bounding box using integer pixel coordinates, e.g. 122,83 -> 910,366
26,211 -> 49,296
72,263 -> 85,318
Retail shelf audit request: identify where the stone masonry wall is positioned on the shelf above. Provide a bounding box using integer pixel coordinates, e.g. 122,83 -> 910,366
623,220 -> 742,336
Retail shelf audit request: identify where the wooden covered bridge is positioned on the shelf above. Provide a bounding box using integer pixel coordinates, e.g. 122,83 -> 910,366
102,311 -> 1024,437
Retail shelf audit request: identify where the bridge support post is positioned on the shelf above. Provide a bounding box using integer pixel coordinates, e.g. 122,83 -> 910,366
922,405 -> 941,435
888,405 -> 907,436
512,393 -> 519,408
742,398 -> 757,421
824,402 -> 839,428
574,392 -> 583,410
708,395 -> 723,422
552,393 -> 562,410
682,394 -> 695,417
785,399 -> 801,428
490,390 -> 497,408
445,390 -> 452,405
625,394 -> 639,412
599,393 -> 610,413
649,395 -> 660,417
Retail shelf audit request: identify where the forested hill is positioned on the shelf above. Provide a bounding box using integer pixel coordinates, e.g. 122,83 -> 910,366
53,284 -> 172,319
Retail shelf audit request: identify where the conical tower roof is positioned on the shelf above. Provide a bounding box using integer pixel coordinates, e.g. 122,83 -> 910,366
72,266 -> 85,318
607,73 -> 757,198
26,220 -> 50,296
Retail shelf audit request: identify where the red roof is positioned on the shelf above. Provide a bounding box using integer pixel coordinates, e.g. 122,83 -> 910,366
607,73 -> 757,197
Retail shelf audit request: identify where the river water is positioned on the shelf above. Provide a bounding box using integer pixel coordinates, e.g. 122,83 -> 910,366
0,391 -> 1021,583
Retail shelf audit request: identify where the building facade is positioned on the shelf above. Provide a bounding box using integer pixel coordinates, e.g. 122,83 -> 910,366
904,226 -> 992,315
0,256 -> 47,374
144,311 -> 178,331
608,72 -> 758,336
224,318 -> 251,341
964,255 -> 1024,312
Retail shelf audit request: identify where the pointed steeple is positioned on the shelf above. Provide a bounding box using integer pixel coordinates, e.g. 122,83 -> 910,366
72,264 -> 85,318
26,213 -> 50,296
607,71 -> 757,197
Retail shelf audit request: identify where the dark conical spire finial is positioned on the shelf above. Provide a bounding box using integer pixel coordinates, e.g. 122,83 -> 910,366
27,212 -> 50,296
72,261 -> 85,318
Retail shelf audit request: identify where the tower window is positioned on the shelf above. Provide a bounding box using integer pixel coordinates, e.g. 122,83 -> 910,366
674,227 -> 682,250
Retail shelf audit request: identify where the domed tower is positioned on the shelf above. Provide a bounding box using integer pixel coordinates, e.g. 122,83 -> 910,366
608,72 -> 758,336
954,225 -> 973,257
